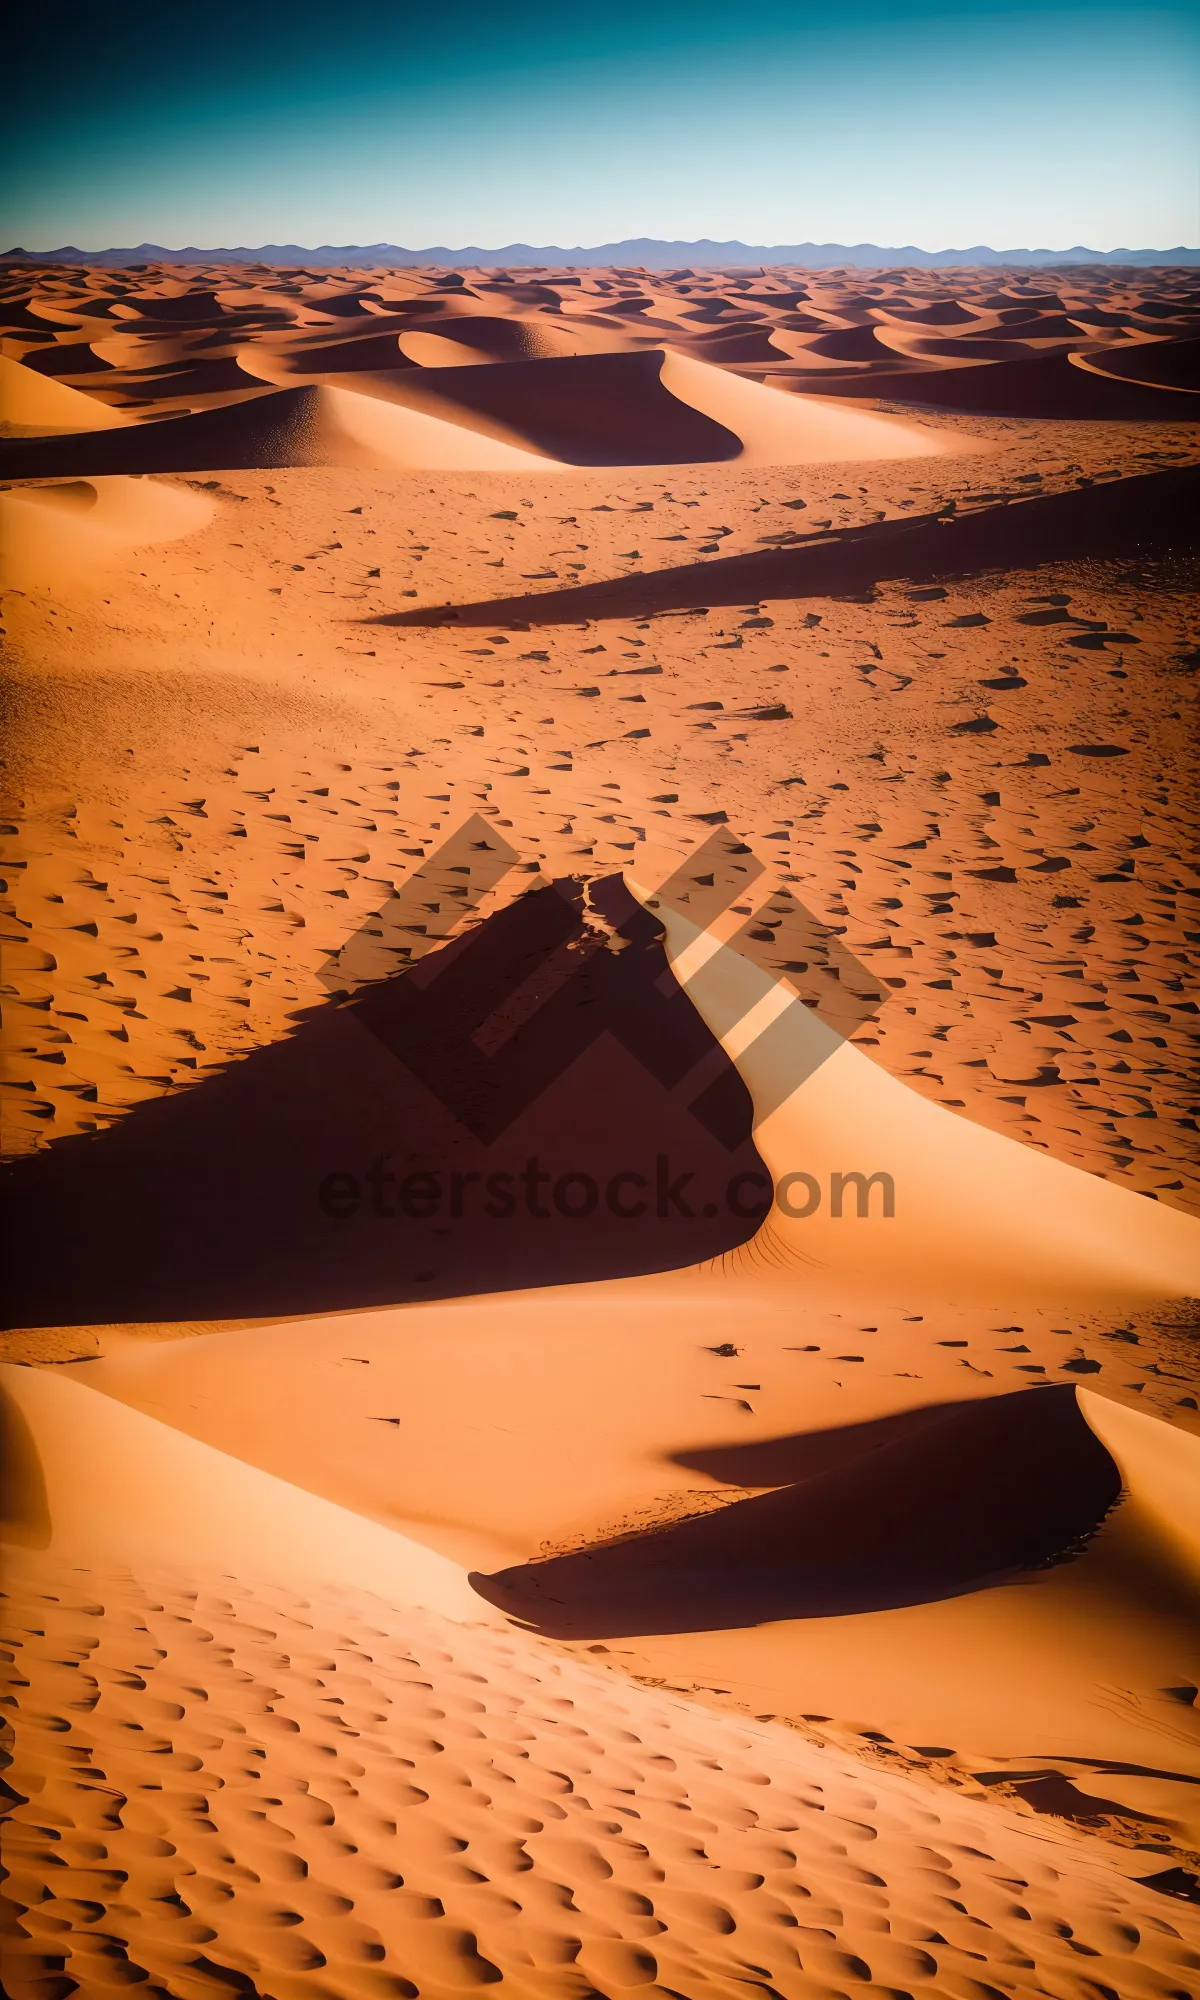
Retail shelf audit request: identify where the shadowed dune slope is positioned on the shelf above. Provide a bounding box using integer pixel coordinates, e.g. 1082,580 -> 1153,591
471,1386 -> 1124,1634
0,879 -> 765,1327
1077,335 -> 1200,393
6,260 -> 1199,442
0,381 -> 559,474
797,347 -> 1199,415
0,347 -> 949,472
315,349 -> 746,464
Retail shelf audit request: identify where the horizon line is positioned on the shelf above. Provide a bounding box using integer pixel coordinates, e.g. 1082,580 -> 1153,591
4,234 -> 1199,271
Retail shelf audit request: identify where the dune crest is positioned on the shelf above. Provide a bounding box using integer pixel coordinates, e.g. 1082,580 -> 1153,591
1080,1387 -> 1200,1569
632,873 -> 1200,1303
321,380 -> 561,468
659,349 -> 951,461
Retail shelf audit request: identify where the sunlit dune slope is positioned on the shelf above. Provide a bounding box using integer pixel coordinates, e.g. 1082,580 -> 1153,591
6,1363 -> 1200,2000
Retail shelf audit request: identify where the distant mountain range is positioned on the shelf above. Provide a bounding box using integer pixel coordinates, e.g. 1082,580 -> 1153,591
4,238 -> 1199,271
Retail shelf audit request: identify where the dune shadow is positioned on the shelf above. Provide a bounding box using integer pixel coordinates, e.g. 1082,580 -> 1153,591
356,349 -> 744,464
0,386 -> 324,478
0,350 -> 745,476
469,1386 -> 1122,1636
369,461 -> 1200,629
0,876 -> 765,1329
792,348 -> 1197,417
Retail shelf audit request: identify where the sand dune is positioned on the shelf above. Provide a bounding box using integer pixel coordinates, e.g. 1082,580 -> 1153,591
4,256 -> 1200,1998
332,350 -> 745,465
633,867 -> 1200,1300
1075,334 -> 1200,394
0,1361 -> 487,1620
0,474 -> 215,586
398,315 -> 624,364
237,323 -> 424,377
7,261 -> 1196,473
797,346 -> 1196,416
0,350 -> 133,433
7,825 -> 1194,1327
354,347 -> 952,467
9,1365 -> 1199,2000
0,381 -> 559,474
0,345 -> 953,473
46,1274 -> 1200,1838
658,351 -> 947,462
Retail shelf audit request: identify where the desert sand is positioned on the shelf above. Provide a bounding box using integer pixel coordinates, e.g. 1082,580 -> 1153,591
2,259 -> 1199,1998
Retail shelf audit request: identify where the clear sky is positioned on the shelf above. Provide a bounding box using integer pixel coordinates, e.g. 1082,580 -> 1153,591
6,1 -> 1198,250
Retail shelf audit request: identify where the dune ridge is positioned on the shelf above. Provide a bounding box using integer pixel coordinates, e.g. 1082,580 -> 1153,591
3,261 -> 1198,481
0,353 -> 948,477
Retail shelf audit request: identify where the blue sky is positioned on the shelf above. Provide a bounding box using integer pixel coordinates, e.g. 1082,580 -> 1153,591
6,2 -> 1198,249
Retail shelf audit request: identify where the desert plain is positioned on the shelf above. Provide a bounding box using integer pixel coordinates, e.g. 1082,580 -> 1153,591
1,257 -> 1200,1999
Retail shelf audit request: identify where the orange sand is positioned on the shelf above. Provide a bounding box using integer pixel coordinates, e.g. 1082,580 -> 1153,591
3,259 -> 1199,1998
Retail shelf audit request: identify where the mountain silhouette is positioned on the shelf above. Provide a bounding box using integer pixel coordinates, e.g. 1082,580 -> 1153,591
5,238 -> 1198,269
